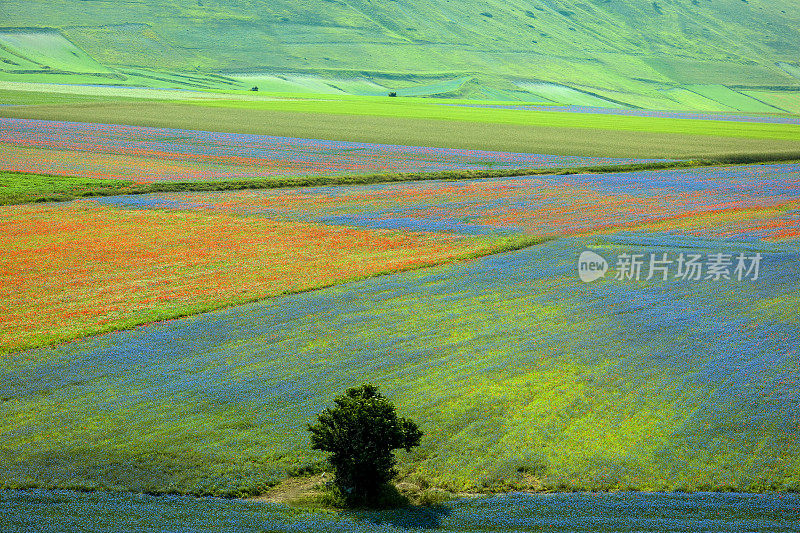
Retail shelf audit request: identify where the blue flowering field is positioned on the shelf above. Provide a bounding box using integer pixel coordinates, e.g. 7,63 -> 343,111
2,489 -> 800,532
2,233 -> 797,497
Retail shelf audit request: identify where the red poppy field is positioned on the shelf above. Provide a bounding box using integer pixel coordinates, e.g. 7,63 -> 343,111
0,201 -> 507,354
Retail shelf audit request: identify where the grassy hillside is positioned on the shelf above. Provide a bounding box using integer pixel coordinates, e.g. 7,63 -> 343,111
1,0 -> 800,108
2,0 -> 799,81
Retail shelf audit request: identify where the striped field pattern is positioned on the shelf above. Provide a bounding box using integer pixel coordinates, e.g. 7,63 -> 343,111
0,118 -> 664,182
94,163 -> 800,238
1,127 -> 799,498
1,235 -> 797,496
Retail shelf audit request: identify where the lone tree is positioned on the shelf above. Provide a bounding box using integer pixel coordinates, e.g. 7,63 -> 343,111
307,384 -> 422,506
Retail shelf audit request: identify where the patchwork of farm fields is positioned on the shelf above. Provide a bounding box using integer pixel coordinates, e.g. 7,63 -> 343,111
2,0 -> 800,523
2,235 -> 798,496
449,103 -> 800,125
185,97 -> 800,142
2,154 -> 800,498
0,118 -> 659,182
0,201 -> 524,355
4,161 -> 799,356
1,99 -> 800,507
3,98 -> 800,159
97,164 -> 800,237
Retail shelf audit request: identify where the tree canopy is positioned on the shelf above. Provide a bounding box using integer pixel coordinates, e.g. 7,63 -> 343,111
308,384 -> 422,506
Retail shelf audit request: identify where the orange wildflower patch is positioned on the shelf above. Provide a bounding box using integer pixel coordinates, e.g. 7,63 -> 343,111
0,202 -> 491,353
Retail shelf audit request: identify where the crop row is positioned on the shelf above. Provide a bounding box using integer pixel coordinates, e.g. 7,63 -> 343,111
3,490 -> 800,532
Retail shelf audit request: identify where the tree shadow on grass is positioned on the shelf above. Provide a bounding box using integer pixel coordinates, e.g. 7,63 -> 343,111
341,484 -> 454,530
347,504 -> 453,530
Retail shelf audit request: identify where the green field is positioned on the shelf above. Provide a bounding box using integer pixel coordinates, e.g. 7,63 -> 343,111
3,98 -> 800,160
185,96 -> 800,140
0,172 -> 135,204
0,87 -> 149,105
0,28 -> 112,74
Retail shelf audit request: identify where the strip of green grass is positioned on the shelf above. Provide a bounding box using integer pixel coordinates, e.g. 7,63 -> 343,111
3,101 -> 799,159
0,172 -> 134,205
189,97 -> 800,141
0,88 -> 142,106
0,160 -> 743,206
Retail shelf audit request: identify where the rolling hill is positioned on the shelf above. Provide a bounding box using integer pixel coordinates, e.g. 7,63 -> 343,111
1,0 -> 800,108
